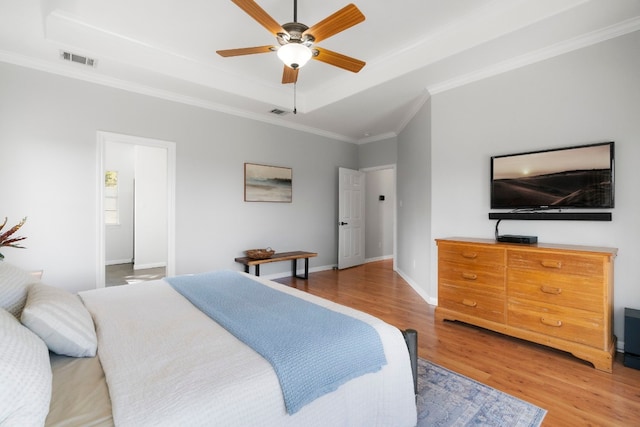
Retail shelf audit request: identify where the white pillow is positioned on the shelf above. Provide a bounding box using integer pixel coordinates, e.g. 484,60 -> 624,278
21,283 -> 98,357
0,308 -> 52,426
0,261 -> 39,318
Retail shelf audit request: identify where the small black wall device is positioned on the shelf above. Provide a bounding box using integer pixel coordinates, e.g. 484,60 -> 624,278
496,234 -> 538,244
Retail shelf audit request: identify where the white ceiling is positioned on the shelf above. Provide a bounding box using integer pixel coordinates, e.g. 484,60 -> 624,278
1,0 -> 640,143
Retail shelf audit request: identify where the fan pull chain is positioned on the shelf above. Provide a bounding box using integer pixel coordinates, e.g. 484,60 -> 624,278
293,82 -> 297,114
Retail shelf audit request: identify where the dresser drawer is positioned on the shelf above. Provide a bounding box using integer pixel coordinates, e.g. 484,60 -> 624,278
508,299 -> 605,349
507,250 -> 604,278
508,269 -> 603,313
439,284 -> 505,324
439,261 -> 505,292
438,242 -> 504,267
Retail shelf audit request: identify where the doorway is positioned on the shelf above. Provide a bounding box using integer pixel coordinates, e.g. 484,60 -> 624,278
338,165 -> 397,270
96,132 -> 176,288
363,165 -> 396,269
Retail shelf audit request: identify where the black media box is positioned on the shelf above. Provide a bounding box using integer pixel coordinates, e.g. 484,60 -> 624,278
496,235 -> 538,244
624,307 -> 640,370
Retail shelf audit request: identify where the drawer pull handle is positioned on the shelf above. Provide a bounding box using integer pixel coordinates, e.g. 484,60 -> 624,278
462,299 -> 477,307
461,252 -> 478,259
540,260 -> 562,269
540,317 -> 562,327
462,272 -> 478,280
540,285 -> 562,295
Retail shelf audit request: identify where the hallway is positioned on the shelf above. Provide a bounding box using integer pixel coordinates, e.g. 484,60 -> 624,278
105,263 -> 165,286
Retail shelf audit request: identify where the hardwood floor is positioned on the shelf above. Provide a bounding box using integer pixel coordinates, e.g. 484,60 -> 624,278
276,259 -> 640,427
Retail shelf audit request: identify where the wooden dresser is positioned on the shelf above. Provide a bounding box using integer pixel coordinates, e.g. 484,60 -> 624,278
435,237 -> 617,372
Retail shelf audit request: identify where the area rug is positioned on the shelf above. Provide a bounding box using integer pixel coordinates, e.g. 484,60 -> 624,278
417,358 -> 546,427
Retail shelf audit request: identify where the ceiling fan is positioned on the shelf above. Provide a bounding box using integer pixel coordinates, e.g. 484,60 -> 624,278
217,0 -> 366,84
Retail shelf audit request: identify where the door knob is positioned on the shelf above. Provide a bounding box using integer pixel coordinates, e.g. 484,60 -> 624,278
340,222 -> 348,225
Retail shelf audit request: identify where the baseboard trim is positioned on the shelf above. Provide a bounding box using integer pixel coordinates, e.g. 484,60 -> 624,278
395,268 -> 435,306
133,262 -> 166,270
106,258 -> 133,266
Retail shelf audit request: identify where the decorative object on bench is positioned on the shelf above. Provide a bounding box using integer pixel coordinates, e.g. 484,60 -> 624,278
245,247 -> 275,260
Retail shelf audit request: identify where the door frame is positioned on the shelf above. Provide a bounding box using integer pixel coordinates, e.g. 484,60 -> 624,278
361,164 -> 397,271
96,131 -> 176,288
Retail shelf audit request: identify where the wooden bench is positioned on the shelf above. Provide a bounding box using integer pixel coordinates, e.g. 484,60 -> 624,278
234,251 -> 318,279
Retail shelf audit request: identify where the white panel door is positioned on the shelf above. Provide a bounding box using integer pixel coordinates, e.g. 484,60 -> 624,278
338,167 -> 365,269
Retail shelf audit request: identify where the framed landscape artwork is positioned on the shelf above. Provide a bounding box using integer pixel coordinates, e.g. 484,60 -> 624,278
244,163 -> 292,202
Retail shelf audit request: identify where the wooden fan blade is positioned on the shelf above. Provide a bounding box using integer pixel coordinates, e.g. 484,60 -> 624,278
217,46 -> 274,57
313,47 -> 365,73
303,4 -> 365,43
231,0 -> 284,35
282,66 -> 299,84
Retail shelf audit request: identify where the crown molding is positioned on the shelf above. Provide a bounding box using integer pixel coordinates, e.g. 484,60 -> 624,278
393,91 -> 432,137
428,16 -> 640,95
356,132 -> 398,145
0,50 -> 358,144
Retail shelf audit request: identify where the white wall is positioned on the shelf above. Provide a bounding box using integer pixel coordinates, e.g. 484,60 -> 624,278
358,137 -> 397,168
396,99 -> 432,302
427,31 -> 640,344
0,62 -> 358,292
133,144 -> 167,270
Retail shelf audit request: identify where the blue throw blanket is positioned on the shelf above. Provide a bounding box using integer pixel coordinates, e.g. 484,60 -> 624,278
166,270 -> 387,414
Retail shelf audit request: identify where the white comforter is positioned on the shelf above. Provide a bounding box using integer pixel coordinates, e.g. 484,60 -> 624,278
79,273 -> 417,427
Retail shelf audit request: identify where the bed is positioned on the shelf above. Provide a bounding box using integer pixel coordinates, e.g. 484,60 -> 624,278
0,262 -> 417,426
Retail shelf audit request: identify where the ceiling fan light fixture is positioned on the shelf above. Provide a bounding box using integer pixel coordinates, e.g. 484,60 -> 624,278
277,43 -> 312,69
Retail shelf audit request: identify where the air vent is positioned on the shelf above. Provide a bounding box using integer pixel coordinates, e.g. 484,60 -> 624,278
269,108 -> 289,116
60,50 -> 97,67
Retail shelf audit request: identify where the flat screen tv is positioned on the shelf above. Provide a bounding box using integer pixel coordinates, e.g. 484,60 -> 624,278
490,141 -> 614,210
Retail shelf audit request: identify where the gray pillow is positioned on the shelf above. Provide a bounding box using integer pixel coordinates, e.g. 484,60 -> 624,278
0,261 -> 39,318
21,283 -> 98,357
0,308 -> 52,426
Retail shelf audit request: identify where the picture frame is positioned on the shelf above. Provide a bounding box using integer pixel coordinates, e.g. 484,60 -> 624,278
244,163 -> 292,202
